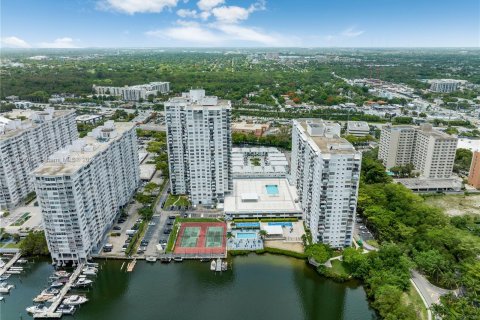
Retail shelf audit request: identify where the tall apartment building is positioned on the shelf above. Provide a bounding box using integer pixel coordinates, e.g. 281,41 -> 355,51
93,82 -> 170,101
165,89 -> 232,205
32,121 -> 139,265
290,120 -> 362,248
0,108 -> 77,210
468,151 -> 480,189
379,124 -> 457,178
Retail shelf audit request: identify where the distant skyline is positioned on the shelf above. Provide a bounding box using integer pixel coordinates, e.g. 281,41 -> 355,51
1,0 -> 479,48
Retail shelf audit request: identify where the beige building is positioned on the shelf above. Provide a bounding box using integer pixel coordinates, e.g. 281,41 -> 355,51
232,122 -> 269,137
379,124 -> 457,178
468,151 -> 480,189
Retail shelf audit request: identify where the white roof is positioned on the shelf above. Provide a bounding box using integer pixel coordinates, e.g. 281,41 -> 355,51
241,193 -> 259,201
262,225 -> 284,235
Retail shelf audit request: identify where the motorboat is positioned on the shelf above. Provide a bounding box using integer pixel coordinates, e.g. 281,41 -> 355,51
57,304 -> 76,315
63,295 -> 88,306
221,261 -> 228,271
199,258 -> 210,262
0,282 -> 15,293
86,262 -> 99,268
146,256 -> 157,262
173,257 -> 183,262
54,271 -> 70,278
50,281 -> 64,288
82,267 -> 98,275
73,278 -> 93,287
160,257 -> 171,263
0,275 -> 11,281
41,287 -> 59,295
210,260 -> 216,271
33,295 -> 54,303
16,259 -> 28,264
26,304 -> 48,314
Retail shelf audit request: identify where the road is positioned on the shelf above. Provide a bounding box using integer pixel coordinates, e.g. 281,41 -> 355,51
411,270 -> 452,308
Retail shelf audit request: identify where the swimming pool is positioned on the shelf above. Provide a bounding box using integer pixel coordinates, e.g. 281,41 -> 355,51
268,222 -> 293,227
235,222 -> 260,228
236,232 -> 258,239
265,184 -> 279,195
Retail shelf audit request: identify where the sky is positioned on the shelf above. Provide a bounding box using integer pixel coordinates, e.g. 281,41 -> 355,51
1,0 -> 479,48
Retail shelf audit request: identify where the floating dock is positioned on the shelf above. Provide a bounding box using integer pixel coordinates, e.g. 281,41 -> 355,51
126,259 -> 137,272
34,263 -> 84,319
0,252 -> 22,277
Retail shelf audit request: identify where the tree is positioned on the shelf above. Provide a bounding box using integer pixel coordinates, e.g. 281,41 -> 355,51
305,243 -> 332,263
453,148 -> 473,173
144,182 -> 159,194
20,231 -> 49,256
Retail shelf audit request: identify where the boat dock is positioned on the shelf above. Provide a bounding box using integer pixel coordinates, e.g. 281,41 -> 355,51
0,252 -> 22,277
34,263 -> 84,319
126,259 -> 137,272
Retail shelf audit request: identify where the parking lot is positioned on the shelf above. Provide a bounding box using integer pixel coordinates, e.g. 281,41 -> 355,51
354,219 -> 374,242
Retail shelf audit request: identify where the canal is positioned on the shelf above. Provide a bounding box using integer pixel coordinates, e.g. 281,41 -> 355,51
1,254 -> 377,320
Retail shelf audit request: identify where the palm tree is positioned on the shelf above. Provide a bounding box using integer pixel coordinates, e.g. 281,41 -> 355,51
259,230 -> 268,239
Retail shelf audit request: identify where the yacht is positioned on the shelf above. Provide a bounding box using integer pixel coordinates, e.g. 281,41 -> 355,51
50,281 -> 64,288
73,278 -> 93,287
41,287 -> 59,295
0,282 -> 15,293
54,271 -> 70,278
57,304 -> 76,315
86,262 -> 99,268
63,295 -> 88,306
82,267 -> 98,275
146,256 -> 157,262
26,304 -> 48,314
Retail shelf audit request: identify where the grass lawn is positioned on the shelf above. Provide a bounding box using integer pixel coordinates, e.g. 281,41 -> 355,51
3,241 -> 22,249
424,194 -> 480,216
366,239 -> 380,248
403,285 -> 428,320
165,221 -> 181,253
330,260 -> 350,277
163,194 -> 190,209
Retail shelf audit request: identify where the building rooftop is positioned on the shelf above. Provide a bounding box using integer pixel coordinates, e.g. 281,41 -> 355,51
347,121 -> 370,131
224,178 -> 302,214
31,121 -> 135,176
166,89 -> 230,109
0,108 -> 75,141
296,119 -> 357,155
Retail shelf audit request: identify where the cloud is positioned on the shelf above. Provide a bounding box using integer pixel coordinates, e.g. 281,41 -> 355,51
98,0 -> 179,14
214,24 -> 279,45
39,37 -> 79,48
147,26 -> 222,44
211,6 -> 251,24
197,0 -> 224,11
177,9 -> 198,18
1,36 -> 31,48
341,27 -> 364,37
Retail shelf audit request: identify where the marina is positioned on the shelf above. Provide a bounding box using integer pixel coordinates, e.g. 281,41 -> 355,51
0,255 -> 376,320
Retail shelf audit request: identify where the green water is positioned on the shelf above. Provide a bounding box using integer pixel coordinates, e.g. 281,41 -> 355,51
1,255 -> 377,320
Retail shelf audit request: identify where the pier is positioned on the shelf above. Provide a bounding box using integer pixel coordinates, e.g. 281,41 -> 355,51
34,263 -> 84,319
0,252 -> 22,277
126,259 -> 137,272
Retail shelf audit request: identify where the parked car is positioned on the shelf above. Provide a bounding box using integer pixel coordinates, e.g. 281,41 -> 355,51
168,215 -> 175,219
113,226 -> 121,230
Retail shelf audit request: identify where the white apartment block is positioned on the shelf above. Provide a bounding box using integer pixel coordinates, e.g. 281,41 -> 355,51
346,121 -> 370,137
290,120 -> 362,248
379,124 -> 457,178
165,89 -> 232,205
32,121 -> 140,265
429,79 -> 462,93
93,82 -> 170,101
0,108 -> 77,210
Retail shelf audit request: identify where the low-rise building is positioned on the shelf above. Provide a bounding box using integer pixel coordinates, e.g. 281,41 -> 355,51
232,122 -> 269,137
93,82 -> 170,101
346,121 -> 370,136
75,114 -> 104,125
231,147 -> 288,179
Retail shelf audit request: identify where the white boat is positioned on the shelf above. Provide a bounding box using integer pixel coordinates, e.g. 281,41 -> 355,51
16,259 -> 28,264
146,256 -> 157,262
26,304 -> 48,314
0,275 -> 11,281
86,262 -> 99,268
0,296 -> 4,302
173,257 -> 183,262
82,267 -> 98,275
5,270 -> 21,274
57,304 -> 76,315
54,271 -> 70,278
63,295 -> 88,306
74,278 -> 93,287
50,281 -> 64,288
221,261 -> 228,271
41,287 -> 59,295
0,282 -> 15,293
210,260 -> 216,271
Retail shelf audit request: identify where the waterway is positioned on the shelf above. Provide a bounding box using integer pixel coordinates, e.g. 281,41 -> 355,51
1,254 -> 377,320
